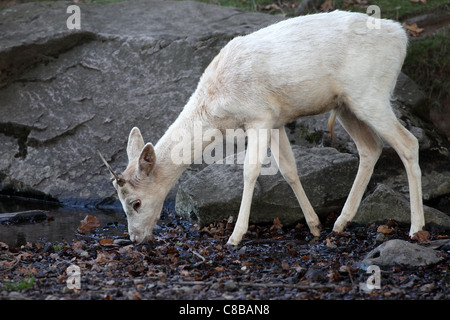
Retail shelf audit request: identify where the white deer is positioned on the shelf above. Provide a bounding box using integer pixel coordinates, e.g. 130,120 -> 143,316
99,11 -> 425,245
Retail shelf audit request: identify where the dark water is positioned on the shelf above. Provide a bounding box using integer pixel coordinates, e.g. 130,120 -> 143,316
0,196 -> 127,247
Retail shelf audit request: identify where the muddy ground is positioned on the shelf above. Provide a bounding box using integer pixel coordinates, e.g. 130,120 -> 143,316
0,202 -> 448,304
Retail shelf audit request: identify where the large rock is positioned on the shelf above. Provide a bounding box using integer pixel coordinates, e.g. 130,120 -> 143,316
176,145 -> 358,226
360,239 -> 443,270
0,0 -> 282,207
353,184 -> 450,231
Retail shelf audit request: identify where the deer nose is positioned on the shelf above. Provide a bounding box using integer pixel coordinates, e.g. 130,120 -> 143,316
130,233 -> 149,244
130,233 -> 140,243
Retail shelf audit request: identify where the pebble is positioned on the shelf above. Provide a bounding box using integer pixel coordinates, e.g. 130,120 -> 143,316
375,233 -> 386,243
8,291 -> 29,300
114,239 -> 132,245
420,283 -> 435,292
224,280 -> 237,291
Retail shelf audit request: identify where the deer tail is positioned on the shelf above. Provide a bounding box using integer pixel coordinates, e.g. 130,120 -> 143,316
328,109 -> 338,141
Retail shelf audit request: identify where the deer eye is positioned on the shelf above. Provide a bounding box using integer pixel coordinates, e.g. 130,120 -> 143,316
131,200 -> 141,212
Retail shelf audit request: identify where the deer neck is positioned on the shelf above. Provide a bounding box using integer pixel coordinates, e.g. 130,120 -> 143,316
153,96 -> 213,192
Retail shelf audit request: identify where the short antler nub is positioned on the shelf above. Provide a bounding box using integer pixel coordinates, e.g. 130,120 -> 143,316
97,150 -> 126,187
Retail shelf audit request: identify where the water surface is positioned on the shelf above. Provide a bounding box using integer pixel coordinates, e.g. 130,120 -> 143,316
0,196 -> 127,247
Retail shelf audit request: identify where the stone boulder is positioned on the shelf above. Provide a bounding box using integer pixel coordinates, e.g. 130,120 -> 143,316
353,184 -> 450,231
360,239 -> 443,270
176,145 -> 358,226
0,0 -> 282,207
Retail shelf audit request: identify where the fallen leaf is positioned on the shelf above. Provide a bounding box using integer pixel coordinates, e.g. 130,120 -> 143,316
18,267 -> 38,275
17,252 -> 33,260
409,0 -> 426,3
377,225 -> 394,234
179,270 -> 191,277
72,240 -> 85,251
412,229 -> 430,242
402,22 -> 424,36
98,238 -> 114,246
271,217 -> 283,230
258,3 -> 280,11
0,259 -> 16,269
327,268 -> 342,282
167,246 -> 180,254
77,215 -> 100,234
92,250 -> 114,264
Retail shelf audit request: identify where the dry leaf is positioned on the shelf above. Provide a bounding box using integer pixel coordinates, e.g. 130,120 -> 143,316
271,217 -> 283,230
0,259 -> 16,269
17,252 -> 33,260
377,225 -> 394,234
409,0 -> 427,3
258,3 -> 280,11
403,22 -> 424,36
72,240 -> 85,251
326,237 -> 333,246
412,230 -> 431,242
77,215 -> 100,234
328,268 -> 342,282
93,250 -> 114,264
98,238 -> 114,246
326,237 -> 337,249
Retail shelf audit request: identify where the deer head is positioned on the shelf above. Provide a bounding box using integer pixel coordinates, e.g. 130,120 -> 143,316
99,127 -> 164,243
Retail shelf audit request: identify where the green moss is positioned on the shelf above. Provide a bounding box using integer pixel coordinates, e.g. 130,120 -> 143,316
3,276 -> 35,291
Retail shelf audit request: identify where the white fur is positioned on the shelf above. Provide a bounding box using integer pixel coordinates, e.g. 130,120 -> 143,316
114,11 -> 424,245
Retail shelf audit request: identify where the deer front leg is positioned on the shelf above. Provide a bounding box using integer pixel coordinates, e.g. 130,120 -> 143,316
227,127 -> 270,246
270,127 -> 321,236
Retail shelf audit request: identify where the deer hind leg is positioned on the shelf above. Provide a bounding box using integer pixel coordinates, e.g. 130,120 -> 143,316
341,100 -> 425,237
227,126 -> 271,246
371,114 -> 424,236
271,127 -> 321,236
332,107 -> 383,233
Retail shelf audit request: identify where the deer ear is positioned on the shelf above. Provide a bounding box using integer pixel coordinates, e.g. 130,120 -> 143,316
127,127 -> 145,161
139,143 -> 156,176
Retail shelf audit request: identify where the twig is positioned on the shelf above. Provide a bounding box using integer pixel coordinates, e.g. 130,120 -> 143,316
189,249 -> 206,262
237,282 -> 337,290
175,280 -> 337,290
346,265 -> 355,287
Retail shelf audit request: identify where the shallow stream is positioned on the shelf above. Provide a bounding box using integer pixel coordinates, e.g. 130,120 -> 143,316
0,196 -> 127,247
